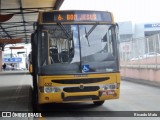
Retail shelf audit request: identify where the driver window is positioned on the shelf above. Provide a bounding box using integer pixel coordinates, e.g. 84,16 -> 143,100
41,31 -> 49,65
48,25 -> 74,64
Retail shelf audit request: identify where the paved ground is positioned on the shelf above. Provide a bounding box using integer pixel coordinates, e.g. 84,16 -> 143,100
0,72 -> 32,120
0,72 -> 160,120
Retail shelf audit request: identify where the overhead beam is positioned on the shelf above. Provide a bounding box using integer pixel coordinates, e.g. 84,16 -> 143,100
54,0 -> 64,10
0,38 -> 22,44
8,32 -> 33,36
0,7 -> 54,11
4,11 -> 39,15
0,21 -> 34,24
1,29 -> 33,32
2,24 -> 32,29
0,25 -> 12,39
18,0 -> 28,43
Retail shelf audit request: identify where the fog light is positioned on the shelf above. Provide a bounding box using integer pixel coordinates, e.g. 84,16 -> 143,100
45,97 -> 49,100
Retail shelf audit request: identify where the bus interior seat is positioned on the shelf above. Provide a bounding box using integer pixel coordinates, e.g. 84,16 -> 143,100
69,48 -> 74,58
61,48 -> 74,62
61,50 -> 69,62
50,48 -> 59,63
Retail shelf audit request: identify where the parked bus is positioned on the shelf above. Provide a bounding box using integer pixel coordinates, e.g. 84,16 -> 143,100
31,10 -> 120,110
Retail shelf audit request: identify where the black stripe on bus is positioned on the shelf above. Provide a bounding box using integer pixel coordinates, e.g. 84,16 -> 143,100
51,77 -> 110,84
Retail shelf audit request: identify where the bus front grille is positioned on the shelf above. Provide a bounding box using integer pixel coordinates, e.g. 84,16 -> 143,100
63,86 -> 100,92
52,77 -> 109,84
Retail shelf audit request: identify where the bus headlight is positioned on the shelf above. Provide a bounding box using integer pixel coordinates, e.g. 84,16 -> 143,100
103,85 -> 109,90
103,84 -> 116,90
43,86 -> 61,93
53,87 -> 61,92
44,86 -> 53,93
109,84 -> 116,89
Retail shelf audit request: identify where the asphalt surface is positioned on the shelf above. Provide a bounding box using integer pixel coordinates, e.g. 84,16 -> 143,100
0,72 -> 32,120
0,71 -> 160,120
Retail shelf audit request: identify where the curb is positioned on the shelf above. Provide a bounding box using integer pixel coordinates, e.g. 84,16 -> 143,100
0,71 -> 30,75
121,77 -> 160,88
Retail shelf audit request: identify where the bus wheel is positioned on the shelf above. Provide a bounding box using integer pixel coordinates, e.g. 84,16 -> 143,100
32,77 -> 39,112
93,101 -> 105,106
32,87 -> 39,112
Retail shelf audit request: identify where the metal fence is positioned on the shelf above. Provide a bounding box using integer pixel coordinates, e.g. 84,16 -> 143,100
120,33 -> 160,69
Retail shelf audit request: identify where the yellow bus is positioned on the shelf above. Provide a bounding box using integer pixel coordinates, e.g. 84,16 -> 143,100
31,10 -> 120,110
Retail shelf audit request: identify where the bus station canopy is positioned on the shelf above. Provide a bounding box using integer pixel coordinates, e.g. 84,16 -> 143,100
0,0 -> 64,44
0,38 -> 22,44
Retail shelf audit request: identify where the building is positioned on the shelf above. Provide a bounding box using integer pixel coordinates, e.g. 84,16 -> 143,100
119,21 -> 160,60
119,21 -> 160,40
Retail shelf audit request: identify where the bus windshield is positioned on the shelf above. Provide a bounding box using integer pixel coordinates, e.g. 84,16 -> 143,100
39,24 -> 119,74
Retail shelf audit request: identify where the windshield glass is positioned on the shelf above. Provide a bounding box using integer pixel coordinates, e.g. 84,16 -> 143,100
80,25 -> 116,72
39,24 -> 118,74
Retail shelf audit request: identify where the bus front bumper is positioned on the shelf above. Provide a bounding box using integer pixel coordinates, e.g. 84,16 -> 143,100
38,89 -> 120,104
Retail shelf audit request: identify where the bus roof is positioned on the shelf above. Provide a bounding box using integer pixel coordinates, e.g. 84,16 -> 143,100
37,10 -> 115,24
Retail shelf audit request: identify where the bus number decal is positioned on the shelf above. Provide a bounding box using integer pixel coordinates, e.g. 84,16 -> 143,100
44,83 -> 52,86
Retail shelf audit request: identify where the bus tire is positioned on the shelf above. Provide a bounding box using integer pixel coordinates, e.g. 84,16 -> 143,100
32,86 -> 39,112
32,75 -> 39,112
93,101 -> 105,106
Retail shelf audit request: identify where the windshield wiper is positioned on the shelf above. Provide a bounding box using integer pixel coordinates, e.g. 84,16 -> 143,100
85,24 -> 97,46
57,23 -> 72,40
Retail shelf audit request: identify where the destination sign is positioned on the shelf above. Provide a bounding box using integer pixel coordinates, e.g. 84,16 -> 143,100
42,11 -> 113,23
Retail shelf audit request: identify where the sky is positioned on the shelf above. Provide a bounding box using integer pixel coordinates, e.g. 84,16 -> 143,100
60,0 -> 160,23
